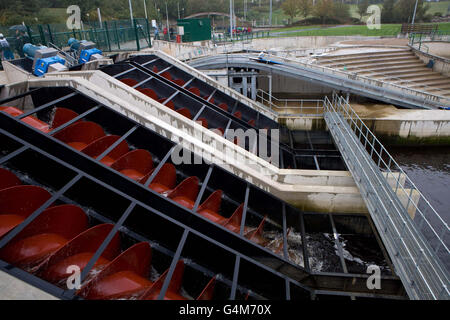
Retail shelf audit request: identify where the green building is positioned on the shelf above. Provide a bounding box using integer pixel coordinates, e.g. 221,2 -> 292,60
177,18 -> 211,42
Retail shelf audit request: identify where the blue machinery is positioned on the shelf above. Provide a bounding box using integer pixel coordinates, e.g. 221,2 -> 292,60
68,38 -> 103,64
23,43 -> 67,77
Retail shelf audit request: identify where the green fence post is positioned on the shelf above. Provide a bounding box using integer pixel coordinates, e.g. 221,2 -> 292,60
25,25 -> 33,44
146,18 -> 152,48
47,24 -> 54,44
133,19 -> 140,51
104,21 -> 112,52
38,24 -> 46,45
92,25 -> 98,44
114,21 -> 121,50
89,28 -> 93,42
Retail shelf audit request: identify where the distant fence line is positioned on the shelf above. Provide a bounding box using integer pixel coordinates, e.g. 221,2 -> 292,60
0,18 -> 154,54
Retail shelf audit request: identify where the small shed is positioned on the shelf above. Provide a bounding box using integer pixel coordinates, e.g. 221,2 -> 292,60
177,18 -> 211,42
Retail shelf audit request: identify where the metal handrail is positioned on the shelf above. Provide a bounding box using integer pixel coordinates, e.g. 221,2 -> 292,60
255,89 -> 325,116
410,32 -> 450,46
412,41 -> 430,54
330,93 -> 448,255
245,47 -> 339,60
324,93 -> 449,299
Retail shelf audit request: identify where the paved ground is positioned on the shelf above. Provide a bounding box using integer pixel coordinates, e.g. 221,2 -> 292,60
0,270 -> 58,300
351,102 -> 450,120
317,46 -> 407,57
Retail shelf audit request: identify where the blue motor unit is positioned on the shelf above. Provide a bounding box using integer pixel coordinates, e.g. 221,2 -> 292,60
23,43 -> 67,77
68,38 -> 103,64
79,48 -> 103,64
33,55 -> 66,76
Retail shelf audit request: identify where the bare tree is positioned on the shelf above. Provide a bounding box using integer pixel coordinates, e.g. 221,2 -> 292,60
314,0 -> 334,24
357,0 -> 370,22
298,0 -> 312,19
282,0 -> 300,24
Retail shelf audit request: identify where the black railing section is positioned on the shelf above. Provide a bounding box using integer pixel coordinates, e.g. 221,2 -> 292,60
0,86 -> 405,299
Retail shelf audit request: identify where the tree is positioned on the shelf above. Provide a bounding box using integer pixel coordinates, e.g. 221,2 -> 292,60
394,0 -> 431,23
298,0 -> 312,19
282,0 -> 300,24
381,0 -> 395,23
314,0 -> 334,24
357,0 -> 370,22
334,3 -> 351,23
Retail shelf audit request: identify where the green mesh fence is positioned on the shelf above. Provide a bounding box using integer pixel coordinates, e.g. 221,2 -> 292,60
0,18 -> 153,57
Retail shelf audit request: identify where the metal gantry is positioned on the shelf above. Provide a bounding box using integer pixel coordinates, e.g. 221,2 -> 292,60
189,54 -> 450,109
323,93 -> 450,300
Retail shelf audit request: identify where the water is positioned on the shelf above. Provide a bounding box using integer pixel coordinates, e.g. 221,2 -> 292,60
263,229 -> 390,274
387,146 -> 450,221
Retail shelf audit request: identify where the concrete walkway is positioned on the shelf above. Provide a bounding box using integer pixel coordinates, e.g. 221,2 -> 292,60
0,71 -> 7,85
0,270 -> 58,300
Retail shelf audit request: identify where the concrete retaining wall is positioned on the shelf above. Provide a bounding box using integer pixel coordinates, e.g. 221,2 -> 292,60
283,111 -> 450,145
258,71 -> 334,96
250,36 -> 384,50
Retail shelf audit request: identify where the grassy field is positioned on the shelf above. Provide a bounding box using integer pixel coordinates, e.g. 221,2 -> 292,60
273,24 -> 401,37
271,25 -> 323,33
270,22 -> 450,37
426,0 -> 450,15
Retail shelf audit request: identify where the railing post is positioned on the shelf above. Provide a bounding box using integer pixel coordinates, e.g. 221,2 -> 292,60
146,18 -> 152,48
38,24 -> 46,45
377,148 -> 383,167
104,21 -> 112,52
405,187 -> 414,212
114,21 -> 121,50
92,25 -> 98,45
25,25 -> 33,45
133,19 -> 140,51
47,24 -> 54,44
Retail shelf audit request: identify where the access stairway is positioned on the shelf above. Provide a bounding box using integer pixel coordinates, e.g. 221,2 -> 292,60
315,49 -> 450,98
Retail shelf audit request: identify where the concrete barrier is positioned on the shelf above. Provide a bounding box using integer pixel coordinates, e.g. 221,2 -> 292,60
281,111 -> 450,146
